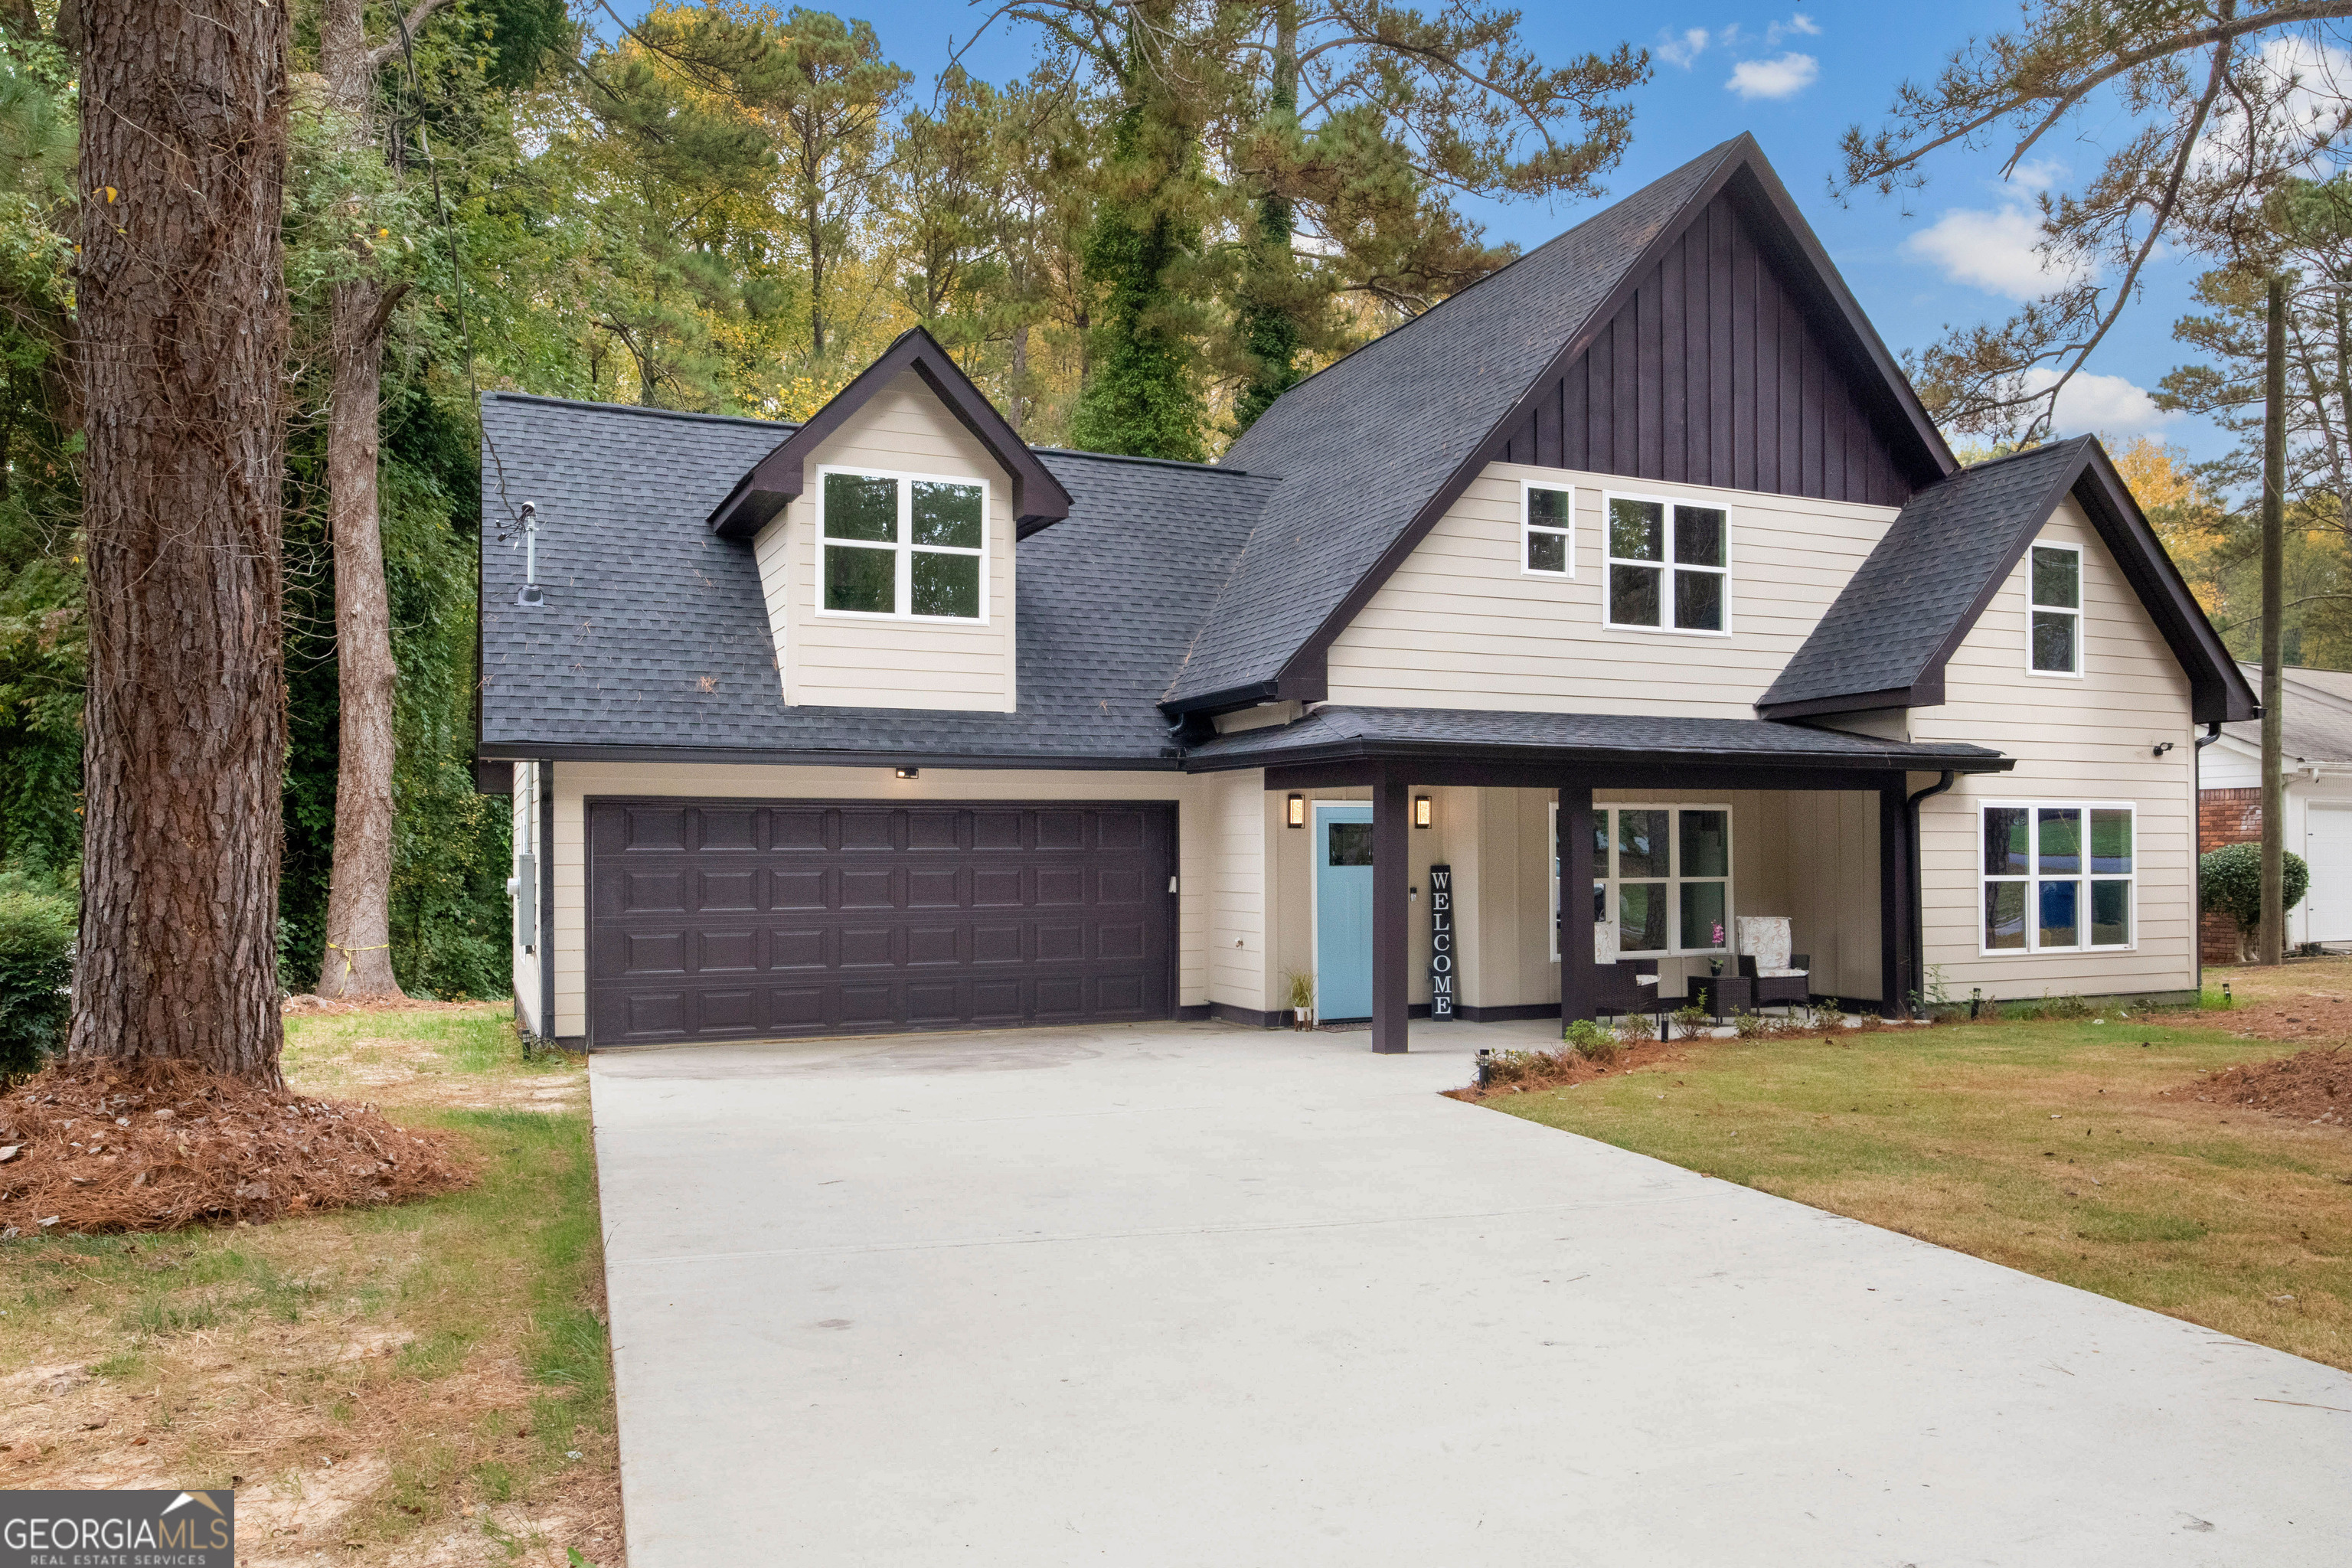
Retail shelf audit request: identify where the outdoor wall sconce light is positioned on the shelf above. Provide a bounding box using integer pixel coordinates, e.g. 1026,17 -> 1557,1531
1286,792 -> 1305,828
895,766 -> 920,779
1413,794 -> 1433,829
2151,740 -> 2175,758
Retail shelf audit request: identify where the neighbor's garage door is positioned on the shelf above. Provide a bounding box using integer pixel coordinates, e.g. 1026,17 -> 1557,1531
587,799 -> 1177,1045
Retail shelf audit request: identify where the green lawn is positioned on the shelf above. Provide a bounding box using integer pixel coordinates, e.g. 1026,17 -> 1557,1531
0,1005 -> 622,1566
1485,1010 -> 2352,1370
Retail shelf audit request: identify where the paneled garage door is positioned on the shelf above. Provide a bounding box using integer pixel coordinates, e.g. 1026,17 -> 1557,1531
586,799 -> 1178,1045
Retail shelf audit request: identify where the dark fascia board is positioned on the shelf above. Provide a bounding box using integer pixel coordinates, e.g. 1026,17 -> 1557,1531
705,326 -> 1074,541
477,741 -> 1181,771
1229,134 -> 1958,716
1192,732 -> 2012,779
1756,438 -> 2259,726
1755,683 -> 1939,722
1259,757 -> 2007,792
2072,441 -> 2258,724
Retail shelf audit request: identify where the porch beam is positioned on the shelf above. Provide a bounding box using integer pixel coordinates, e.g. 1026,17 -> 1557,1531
1261,760 -> 1945,794
1560,784 -> 1598,1027
1877,779 -> 1910,1018
1371,768 -> 1410,1054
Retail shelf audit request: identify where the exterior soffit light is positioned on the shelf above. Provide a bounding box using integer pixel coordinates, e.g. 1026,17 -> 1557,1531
895,766 -> 920,780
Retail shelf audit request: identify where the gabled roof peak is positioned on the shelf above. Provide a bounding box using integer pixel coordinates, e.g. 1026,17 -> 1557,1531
705,325 -> 1074,541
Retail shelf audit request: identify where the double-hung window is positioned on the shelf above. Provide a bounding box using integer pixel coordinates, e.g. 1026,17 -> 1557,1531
818,467 -> 987,622
1523,482 -> 1573,576
1550,802 -> 1733,958
1981,802 -> 2133,952
1605,493 -> 1728,633
2029,542 -> 2081,675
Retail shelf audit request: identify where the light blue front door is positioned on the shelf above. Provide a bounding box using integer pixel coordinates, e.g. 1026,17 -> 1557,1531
1315,805 -> 1375,1021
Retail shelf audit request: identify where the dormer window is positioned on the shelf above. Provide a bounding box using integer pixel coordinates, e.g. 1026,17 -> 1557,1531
818,466 -> 988,622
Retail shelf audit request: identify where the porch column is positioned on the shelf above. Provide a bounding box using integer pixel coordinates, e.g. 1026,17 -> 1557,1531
1559,784 -> 1597,1026
1878,779 -> 1911,1018
1371,769 -> 1410,1054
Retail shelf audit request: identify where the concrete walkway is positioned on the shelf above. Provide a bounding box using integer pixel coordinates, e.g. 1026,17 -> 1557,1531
590,1020 -> 2352,1566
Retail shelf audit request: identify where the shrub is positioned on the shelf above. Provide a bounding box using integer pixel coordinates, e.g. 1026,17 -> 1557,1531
2199,842 -> 2309,959
1731,1009 -> 1766,1038
1563,1018 -> 1619,1065
0,888 -> 74,1076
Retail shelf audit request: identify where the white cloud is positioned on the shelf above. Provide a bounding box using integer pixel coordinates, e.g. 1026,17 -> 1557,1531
1726,52 -> 1818,100
1766,13 -> 1820,44
1901,204 -> 2092,300
2018,367 -> 2181,436
1657,28 -> 1710,68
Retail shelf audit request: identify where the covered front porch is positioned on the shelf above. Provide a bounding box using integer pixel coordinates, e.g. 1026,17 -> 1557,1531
1187,707 -> 2014,1052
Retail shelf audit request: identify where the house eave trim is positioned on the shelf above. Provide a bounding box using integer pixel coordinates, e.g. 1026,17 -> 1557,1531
476,741 -> 1183,772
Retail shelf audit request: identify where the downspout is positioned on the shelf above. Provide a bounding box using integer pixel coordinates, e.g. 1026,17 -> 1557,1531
2193,721 -> 2223,997
1906,770 -> 1957,1013
540,761 -> 557,1047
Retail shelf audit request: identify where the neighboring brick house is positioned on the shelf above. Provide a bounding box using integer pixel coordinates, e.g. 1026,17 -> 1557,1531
2197,786 -> 2261,963
2201,664 -> 2352,961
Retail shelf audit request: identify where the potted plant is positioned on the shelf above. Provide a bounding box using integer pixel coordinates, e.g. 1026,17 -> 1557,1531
1286,970 -> 1316,1030
1707,922 -> 1726,976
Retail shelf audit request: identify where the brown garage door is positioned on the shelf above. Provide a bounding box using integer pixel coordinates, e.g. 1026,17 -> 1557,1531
587,799 -> 1178,1045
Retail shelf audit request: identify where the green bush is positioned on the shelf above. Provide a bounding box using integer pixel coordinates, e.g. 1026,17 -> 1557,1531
0,887 -> 73,1076
2199,843 -> 2309,954
1563,1018 -> 1619,1065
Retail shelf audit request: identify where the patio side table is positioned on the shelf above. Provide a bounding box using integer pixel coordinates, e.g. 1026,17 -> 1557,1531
1687,973 -> 1754,1023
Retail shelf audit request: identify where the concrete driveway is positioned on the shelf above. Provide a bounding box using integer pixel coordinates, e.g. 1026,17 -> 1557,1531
590,1020 -> 2352,1566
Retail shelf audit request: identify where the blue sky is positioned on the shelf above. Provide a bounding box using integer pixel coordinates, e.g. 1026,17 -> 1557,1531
600,0 -> 2234,464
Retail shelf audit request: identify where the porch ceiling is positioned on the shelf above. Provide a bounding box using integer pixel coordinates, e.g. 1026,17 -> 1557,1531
1180,705 -> 2010,776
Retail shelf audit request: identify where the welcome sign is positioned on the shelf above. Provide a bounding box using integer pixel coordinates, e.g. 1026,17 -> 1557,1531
1429,864 -> 1456,1021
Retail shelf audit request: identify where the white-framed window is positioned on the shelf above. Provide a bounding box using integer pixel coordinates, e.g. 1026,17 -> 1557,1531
1521,480 -> 1574,577
1981,802 -> 2134,953
1550,802 -> 1733,959
1604,492 -> 1729,634
2027,541 -> 2081,675
815,465 -> 988,622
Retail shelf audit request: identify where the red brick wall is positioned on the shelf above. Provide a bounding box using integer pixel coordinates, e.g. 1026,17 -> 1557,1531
2199,788 -> 2262,963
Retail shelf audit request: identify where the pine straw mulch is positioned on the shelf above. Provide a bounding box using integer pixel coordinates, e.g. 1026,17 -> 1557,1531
1443,1036 -> 1694,1100
2170,1045 -> 2352,1130
0,1058 -> 474,1236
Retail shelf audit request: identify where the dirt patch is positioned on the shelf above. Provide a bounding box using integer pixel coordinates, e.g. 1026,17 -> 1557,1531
1444,1037 -> 1693,1100
0,1059 -> 473,1235
2175,1047 -> 2352,1129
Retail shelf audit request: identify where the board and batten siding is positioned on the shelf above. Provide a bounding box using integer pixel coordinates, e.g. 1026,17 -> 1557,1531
749,371 -> 1019,712
540,761 -> 1261,1040
1325,460 -> 1899,714
1491,187 -> 1917,508
1910,496 -> 2200,999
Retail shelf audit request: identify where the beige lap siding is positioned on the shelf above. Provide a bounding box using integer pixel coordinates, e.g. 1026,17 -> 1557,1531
511,760 -> 542,1035
750,371 -> 1019,713
1910,497 -> 2199,1000
1322,461 -> 1900,714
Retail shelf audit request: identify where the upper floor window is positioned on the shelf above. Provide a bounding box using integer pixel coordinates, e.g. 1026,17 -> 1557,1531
818,466 -> 986,622
2029,542 -> 2081,675
1605,493 -> 1728,634
1522,482 -> 1573,576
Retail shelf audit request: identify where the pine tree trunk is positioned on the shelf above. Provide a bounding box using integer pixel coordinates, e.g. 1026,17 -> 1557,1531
318,276 -> 405,998
315,0 -> 408,998
71,0 -> 291,1083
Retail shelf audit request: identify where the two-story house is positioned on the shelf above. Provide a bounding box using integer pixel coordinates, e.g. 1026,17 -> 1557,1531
477,134 -> 2255,1052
